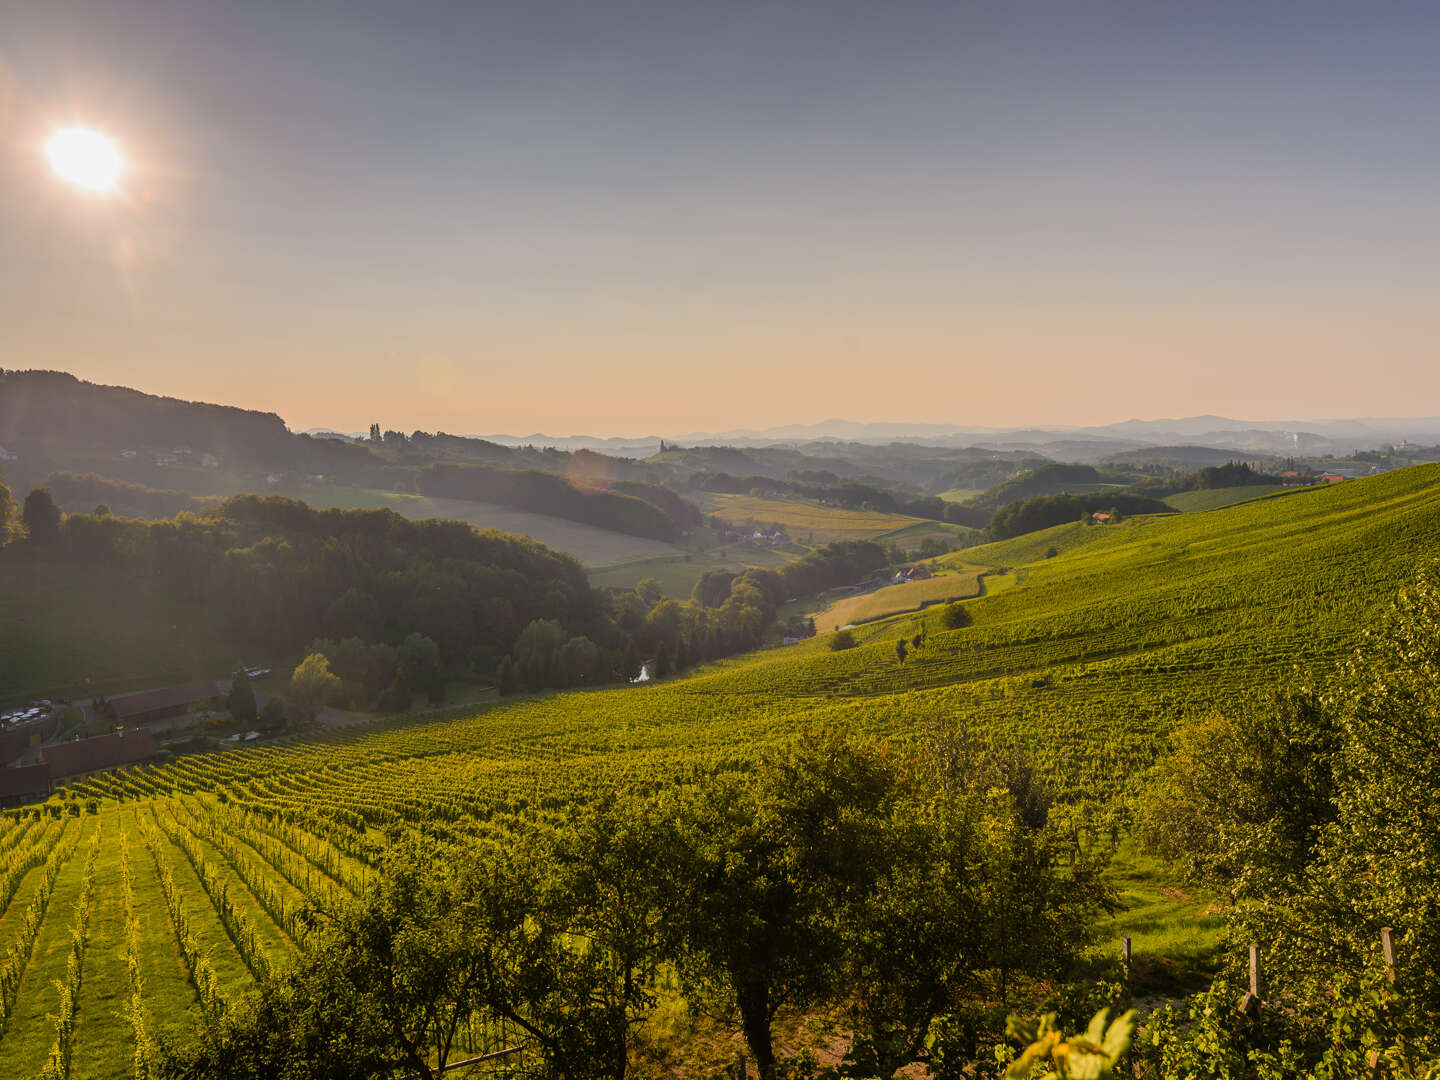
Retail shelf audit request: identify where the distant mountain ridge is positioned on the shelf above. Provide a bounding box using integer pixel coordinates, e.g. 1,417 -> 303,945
478,414 -> 1440,459
8,369 -> 1439,466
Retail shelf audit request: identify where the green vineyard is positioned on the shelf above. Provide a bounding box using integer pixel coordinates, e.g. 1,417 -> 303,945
3,464 -> 1440,1077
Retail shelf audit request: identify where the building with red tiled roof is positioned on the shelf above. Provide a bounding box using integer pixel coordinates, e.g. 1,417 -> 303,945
40,729 -> 158,780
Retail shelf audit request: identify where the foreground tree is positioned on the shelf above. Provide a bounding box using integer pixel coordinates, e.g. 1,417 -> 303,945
668,736 -> 897,1079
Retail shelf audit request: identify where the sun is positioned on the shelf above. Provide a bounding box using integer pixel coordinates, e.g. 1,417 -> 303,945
45,126 -> 124,193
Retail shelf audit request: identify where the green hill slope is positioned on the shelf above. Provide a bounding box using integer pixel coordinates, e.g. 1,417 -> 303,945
16,465 -> 1440,1079
75,463 -> 1440,810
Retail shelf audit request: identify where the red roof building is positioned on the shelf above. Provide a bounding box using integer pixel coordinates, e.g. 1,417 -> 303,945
40,729 -> 158,780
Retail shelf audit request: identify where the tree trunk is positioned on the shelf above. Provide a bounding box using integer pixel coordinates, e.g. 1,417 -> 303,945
735,979 -> 774,1080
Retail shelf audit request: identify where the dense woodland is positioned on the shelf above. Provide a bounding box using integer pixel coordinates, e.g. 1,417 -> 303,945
0,478 -> 884,707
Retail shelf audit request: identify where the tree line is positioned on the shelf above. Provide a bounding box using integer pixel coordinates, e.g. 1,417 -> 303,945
987,493 -> 1174,540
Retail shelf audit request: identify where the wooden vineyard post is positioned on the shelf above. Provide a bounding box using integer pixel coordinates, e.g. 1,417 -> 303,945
1122,936 -> 1132,974
1239,942 -> 1261,1015
1381,926 -> 1396,983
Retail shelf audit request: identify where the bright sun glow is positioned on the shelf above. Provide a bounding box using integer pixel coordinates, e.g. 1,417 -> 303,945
45,126 -> 124,193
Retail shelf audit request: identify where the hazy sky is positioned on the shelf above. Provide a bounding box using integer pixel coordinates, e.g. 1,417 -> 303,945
5,1 -> 1440,436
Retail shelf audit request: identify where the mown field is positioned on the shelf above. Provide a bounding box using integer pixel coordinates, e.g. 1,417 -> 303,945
5,464 -> 1440,1076
1162,483 -> 1288,512
301,484 -> 683,569
698,493 -> 961,543
814,572 -> 983,632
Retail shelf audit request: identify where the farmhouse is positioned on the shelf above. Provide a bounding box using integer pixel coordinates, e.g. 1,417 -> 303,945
40,729 -> 158,781
1090,512 -> 1111,523
108,680 -> 221,726
892,566 -> 935,584
1320,473 -> 1347,484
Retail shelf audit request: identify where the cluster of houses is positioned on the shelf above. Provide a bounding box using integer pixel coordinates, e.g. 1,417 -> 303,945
1280,470 -> 1348,486
709,519 -> 792,546
0,680 -> 228,808
120,446 -> 221,468
0,729 -> 159,808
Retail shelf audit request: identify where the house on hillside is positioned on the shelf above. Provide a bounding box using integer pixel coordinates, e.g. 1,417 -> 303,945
107,681 -> 221,727
892,566 -> 935,584
1320,473 -> 1347,484
40,729 -> 158,781
1090,512 -> 1111,523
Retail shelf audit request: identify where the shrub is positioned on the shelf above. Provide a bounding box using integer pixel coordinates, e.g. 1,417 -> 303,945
829,630 -> 857,651
941,602 -> 973,629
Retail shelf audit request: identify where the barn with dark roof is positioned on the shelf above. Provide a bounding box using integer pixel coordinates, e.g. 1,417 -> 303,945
108,681 -> 221,726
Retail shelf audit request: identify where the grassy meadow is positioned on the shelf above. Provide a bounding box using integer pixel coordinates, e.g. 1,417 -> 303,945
300,484 -> 683,568
1162,483 -> 1288,512
814,572 -> 983,632
698,493 -> 945,543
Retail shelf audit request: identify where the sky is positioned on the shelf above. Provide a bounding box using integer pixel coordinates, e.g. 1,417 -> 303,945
4,1 -> 1440,436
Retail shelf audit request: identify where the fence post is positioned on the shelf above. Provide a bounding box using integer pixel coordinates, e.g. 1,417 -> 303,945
1249,942 -> 1260,997
1381,926 -> 1395,983
1122,936 -> 1132,971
